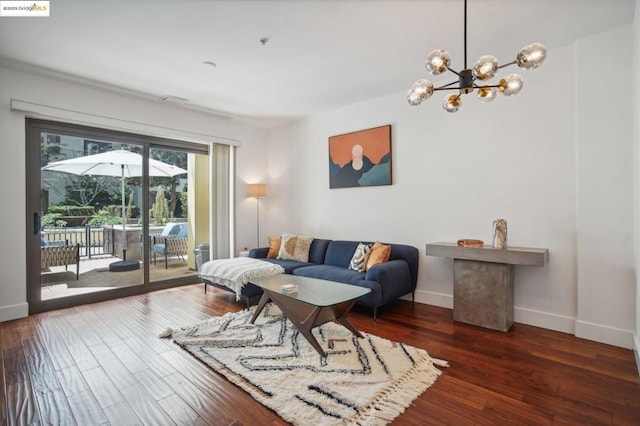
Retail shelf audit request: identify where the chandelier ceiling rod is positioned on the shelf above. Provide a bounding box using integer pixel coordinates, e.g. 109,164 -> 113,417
464,0 -> 467,69
406,0 -> 547,113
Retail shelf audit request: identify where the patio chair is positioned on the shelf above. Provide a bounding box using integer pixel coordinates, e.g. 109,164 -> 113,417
41,237 -> 81,279
152,222 -> 188,269
149,222 -> 182,246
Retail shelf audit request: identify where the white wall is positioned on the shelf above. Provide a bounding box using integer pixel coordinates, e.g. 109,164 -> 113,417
0,66 -> 268,322
575,25 -> 635,348
266,27 -> 636,348
235,127 -> 270,251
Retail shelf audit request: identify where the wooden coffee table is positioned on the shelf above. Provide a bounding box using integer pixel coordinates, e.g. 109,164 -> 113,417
249,274 -> 370,357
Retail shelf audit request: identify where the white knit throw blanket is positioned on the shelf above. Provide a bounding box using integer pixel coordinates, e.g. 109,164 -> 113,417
199,257 -> 284,301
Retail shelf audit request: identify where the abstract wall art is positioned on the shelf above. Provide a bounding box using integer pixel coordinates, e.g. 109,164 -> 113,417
328,125 -> 392,189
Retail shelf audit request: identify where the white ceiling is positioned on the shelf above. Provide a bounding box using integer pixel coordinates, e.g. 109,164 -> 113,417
0,0 -> 635,128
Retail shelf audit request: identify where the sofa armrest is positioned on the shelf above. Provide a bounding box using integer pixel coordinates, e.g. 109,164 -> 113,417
250,247 -> 269,258
365,259 -> 413,292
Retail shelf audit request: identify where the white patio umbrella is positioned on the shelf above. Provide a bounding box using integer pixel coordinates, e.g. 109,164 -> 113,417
42,150 -> 187,271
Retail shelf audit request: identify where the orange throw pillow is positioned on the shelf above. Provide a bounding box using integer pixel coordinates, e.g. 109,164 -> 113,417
266,236 -> 281,258
365,242 -> 391,270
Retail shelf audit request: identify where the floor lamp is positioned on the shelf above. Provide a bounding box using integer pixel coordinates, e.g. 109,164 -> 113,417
246,183 -> 267,248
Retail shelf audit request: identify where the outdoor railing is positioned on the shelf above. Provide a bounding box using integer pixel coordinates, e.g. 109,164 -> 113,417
41,225 -> 115,258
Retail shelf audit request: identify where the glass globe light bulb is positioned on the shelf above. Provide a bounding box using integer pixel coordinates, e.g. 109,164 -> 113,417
517,42 -> 547,70
407,79 -> 434,105
425,49 -> 451,75
498,74 -> 524,96
472,55 -> 499,80
477,86 -> 497,102
442,94 -> 461,113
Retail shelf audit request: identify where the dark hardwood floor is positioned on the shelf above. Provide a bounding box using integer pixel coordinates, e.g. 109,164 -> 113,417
1,284 -> 639,425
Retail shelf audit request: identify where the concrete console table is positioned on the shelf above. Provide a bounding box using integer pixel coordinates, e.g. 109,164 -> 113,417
425,242 -> 549,332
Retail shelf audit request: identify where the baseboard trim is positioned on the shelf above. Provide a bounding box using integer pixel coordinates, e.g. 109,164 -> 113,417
634,334 -> 640,377
575,320 -> 634,349
514,306 -> 576,335
0,302 -> 29,323
412,291 -> 576,334
405,291 -> 634,349
412,289 -> 453,309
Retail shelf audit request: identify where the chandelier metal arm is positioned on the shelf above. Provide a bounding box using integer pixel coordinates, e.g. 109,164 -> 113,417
446,67 -> 463,78
497,60 -> 517,70
434,80 -> 460,90
433,87 -> 461,92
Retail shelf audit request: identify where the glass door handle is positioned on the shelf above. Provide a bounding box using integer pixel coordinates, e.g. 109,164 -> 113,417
33,212 -> 40,235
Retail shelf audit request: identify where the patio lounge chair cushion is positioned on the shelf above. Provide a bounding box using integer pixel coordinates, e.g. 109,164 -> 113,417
153,223 -> 187,254
41,236 -> 66,247
159,223 -> 183,237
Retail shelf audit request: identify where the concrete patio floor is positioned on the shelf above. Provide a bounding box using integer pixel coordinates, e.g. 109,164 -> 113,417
41,255 -> 199,300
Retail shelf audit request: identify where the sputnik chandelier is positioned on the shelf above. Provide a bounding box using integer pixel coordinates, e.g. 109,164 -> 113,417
407,0 -> 546,113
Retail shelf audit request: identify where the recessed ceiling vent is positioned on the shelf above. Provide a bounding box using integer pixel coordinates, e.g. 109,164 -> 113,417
161,95 -> 189,104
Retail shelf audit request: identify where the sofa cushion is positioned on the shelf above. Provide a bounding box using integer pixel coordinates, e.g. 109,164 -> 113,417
349,243 -> 372,272
249,247 -> 269,258
277,233 -> 314,262
366,241 -> 391,270
324,241 -> 362,269
259,258 -> 314,274
267,236 -> 281,258
293,264 -> 364,285
308,238 -> 331,264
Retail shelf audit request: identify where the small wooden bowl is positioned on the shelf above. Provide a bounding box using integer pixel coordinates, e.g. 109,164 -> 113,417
457,239 -> 484,247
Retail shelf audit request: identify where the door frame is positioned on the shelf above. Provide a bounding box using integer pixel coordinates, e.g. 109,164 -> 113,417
26,119 -> 208,314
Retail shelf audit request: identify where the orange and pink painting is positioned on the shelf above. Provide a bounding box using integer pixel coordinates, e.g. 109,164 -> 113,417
328,125 -> 392,188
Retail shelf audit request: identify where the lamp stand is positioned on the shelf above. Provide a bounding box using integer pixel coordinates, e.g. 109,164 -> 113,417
246,183 -> 267,249
255,197 -> 260,248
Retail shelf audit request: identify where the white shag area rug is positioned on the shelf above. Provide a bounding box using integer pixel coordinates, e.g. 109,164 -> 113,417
163,304 -> 448,425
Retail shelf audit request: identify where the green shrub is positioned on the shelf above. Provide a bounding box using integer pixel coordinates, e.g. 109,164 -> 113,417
48,205 -> 95,216
178,191 -> 188,218
87,208 -> 124,227
41,213 -> 67,228
101,204 -> 140,218
151,188 -> 169,225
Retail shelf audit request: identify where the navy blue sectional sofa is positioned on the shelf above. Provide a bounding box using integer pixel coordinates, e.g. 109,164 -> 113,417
249,239 -> 419,320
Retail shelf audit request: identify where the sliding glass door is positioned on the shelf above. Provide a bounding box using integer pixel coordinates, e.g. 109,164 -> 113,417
27,119 -> 212,313
146,146 -> 210,285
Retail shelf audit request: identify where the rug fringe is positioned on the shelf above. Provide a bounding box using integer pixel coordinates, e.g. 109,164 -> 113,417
158,327 -> 174,338
432,357 -> 449,368
345,355 -> 447,426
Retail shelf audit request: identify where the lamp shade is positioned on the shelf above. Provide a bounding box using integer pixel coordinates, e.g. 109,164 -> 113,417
246,183 -> 267,198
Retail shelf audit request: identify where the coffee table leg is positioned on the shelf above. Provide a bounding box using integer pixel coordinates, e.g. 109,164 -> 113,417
335,317 -> 364,338
271,298 -> 326,357
249,292 -> 271,324
334,300 -> 364,338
